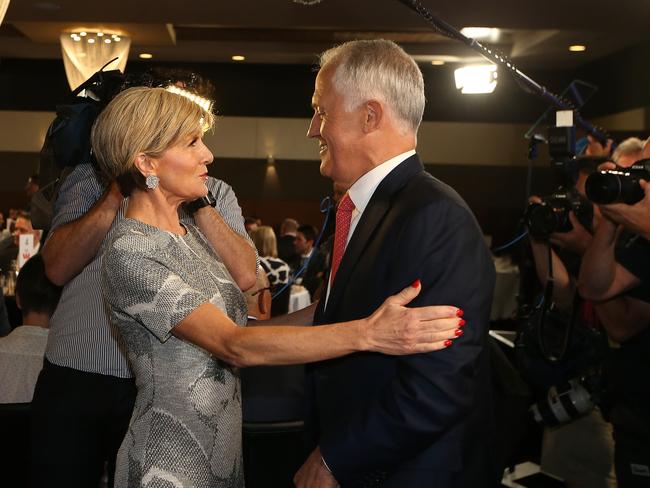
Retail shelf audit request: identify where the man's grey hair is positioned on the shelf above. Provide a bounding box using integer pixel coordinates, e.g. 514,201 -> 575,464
612,137 -> 644,163
319,39 -> 425,133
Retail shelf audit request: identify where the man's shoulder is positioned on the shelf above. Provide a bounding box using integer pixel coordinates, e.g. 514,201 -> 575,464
396,170 -> 471,215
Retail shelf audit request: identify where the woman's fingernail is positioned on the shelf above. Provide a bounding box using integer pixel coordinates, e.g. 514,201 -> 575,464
456,309 -> 464,317
444,339 -> 453,348
411,279 -> 421,288
454,329 -> 464,337
458,319 -> 466,327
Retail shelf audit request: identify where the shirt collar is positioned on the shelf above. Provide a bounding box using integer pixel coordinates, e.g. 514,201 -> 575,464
347,150 -> 415,214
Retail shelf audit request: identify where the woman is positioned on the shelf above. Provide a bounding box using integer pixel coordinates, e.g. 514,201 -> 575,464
94,87 -> 464,487
250,225 -> 291,289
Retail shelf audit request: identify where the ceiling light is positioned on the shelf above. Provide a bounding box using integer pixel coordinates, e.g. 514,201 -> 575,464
60,30 -> 131,90
569,45 -> 587,52
431,60 -> 445,66
454,64 -> 498,94
460,27 -> 500,41
232,55 -> 245,62
139,53 -> 153,59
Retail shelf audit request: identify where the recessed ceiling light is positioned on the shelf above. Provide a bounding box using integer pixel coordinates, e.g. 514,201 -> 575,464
139,53 -> 153,59
79,32 -> 87,37
569,45 -> 587,52
97,32 -> 104,37
431,60 -> 445,66
232,55 -> 245,62
104,39 -> 111,44
33,2 -> 61,11
87,38 -> 95,44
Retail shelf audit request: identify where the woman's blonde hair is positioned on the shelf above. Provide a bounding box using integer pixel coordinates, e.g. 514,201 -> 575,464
91,86 -> 214,194
251,226 -> 279,258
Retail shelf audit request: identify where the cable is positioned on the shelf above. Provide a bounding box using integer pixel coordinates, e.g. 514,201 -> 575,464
491,230 -> 529,254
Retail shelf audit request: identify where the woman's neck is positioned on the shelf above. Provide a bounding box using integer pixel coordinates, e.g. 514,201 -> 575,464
126,189 -> 186,235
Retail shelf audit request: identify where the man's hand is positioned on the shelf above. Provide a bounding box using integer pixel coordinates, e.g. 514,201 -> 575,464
294,447 -> 339,488
585,134 -> 613,157
549,211 -> 593,254
598,179 -> 650,240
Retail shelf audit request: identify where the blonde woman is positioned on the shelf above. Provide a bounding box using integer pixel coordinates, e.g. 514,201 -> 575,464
94,86 -> 465,487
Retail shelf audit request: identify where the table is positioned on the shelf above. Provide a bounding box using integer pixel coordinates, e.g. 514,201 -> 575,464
288,285 -> 311,313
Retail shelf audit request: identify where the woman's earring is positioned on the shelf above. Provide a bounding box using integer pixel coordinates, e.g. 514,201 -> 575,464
145,174 -> 159,190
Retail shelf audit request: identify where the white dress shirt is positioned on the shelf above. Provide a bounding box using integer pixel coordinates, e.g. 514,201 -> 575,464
324,149 -> 416,307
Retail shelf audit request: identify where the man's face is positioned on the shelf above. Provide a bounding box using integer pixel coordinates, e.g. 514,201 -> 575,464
307,65 -> 367,186
13,217 -> 34,247
294,232 -> 312,255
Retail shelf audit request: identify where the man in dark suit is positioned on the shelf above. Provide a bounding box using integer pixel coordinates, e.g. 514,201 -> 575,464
294,224 -> 327,299
294,39 -> 497,487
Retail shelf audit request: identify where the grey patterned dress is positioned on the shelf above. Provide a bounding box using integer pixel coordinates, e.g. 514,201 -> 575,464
102,218 -> 247,488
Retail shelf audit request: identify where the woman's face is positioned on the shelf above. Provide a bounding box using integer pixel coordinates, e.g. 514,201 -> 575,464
153,131 -> 214,202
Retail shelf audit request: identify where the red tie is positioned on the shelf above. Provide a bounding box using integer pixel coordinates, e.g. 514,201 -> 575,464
330,193 -> 355,285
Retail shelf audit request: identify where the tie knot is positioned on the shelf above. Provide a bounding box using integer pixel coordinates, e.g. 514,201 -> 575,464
338,193 -> 355,213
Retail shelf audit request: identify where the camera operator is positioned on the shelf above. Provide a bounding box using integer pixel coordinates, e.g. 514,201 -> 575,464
579,138 -> 650,488
31,75 -> 257,487
527,173 -> 614,487
522,136 -> 644,487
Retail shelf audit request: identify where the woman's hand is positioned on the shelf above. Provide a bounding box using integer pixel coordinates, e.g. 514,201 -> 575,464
361,280 -> 464,355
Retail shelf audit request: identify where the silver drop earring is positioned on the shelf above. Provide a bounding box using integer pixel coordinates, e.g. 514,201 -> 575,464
145,174 -> 159,190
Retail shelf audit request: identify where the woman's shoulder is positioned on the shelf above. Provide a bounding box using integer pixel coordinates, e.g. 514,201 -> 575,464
108,219 -> 180,264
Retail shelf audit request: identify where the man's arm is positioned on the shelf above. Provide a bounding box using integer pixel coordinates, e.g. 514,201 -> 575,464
578,216 -> 640,300
190,179 -> 257,291
595,297 -> 650,344
598,179 -> 650,240
42,177 -> 122,286
529,239 -> 574,310
193,206 -> 257,291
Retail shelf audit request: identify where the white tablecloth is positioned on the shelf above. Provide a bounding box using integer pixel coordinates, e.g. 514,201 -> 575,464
289,285 -> 311,313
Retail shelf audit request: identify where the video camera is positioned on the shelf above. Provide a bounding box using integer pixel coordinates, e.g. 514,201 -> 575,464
585,158 -> 650,205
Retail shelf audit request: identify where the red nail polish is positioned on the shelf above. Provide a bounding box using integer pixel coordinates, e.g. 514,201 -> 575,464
455,329 -> 463,337
411,279 -> 421,288
444,339 -> 453,348
456,309 -> 464,317
458,319 -> 466,327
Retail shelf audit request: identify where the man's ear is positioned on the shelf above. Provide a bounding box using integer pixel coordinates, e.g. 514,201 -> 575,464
363,100 -> 383,133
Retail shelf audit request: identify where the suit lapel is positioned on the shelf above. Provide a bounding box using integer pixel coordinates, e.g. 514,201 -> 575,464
323,154 -> 424,318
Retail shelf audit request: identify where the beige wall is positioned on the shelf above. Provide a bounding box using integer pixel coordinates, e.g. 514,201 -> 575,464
0,110 -> 542,167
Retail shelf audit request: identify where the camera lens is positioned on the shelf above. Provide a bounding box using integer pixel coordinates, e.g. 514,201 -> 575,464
525,203 -> 558,239
585,171 -> 644,205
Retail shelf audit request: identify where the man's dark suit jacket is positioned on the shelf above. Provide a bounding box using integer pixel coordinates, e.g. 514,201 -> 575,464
309,155 -> 498,487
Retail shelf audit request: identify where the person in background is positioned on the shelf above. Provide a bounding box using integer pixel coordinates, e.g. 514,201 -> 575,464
278,217 -> 299,265
0,255 -> 60,403
251,225 -> 291,290
293,224 -> 326,299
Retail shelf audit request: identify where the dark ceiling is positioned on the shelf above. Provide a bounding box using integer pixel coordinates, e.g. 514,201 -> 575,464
2,0 -> 650,70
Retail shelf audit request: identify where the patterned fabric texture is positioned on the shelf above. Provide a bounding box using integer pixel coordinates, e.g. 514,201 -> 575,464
259,256 -> 290,287
102,218 -> 247,487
